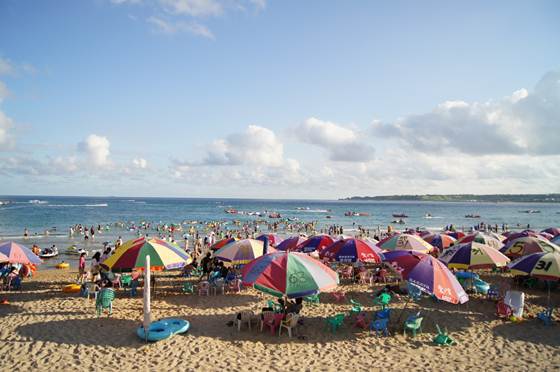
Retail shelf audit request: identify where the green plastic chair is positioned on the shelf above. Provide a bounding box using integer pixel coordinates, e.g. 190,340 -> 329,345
326,313 -> 346,333
373,292 -> 391,310
433,324 -> 456,346
304,294 -> 320,305
267,300 -> 284,313
183,282 -> 194,294
120,274 -> 132,288
96,288 -> 115,316
403,312 -> 423,337
350,299 -> 363,316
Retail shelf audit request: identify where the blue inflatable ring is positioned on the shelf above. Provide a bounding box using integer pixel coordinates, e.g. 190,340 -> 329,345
164,318 -> 190,334
137,321 -> 173,342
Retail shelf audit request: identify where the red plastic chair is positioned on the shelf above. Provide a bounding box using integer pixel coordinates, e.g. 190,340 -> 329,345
264,313 -> 284,335
331,291 -> 346,302
354,312 -> 368,329
496,301 -> 512,318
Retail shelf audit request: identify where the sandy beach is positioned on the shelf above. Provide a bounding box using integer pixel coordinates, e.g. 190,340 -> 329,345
1,268 -> 558,371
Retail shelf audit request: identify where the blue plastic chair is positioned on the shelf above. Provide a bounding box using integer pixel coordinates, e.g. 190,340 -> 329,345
376,308 -> 391,320
407,283 -> 423,301
537,307 -> 553,326
370,318 -> 389,336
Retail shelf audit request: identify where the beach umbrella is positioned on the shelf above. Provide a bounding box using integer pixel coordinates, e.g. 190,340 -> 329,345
210,237 -> 237,251
500,237 -> 560,259
214,238 -> 273,264
438,242 -> 510,270
539,232 -> 554,241
508,252 -> 560,281
0,252 -> 9,263
296,235 -> 335,253
455,233 -> 503,250
542,227 -> 560,238
276,236 -> 306,251
364,237 -> 379,246
502,230 -> 539,244
0,241 -> 42,265
256,234 -> 282,247
422,233 -> 456,252
445,231 -> 466,240
383,250 -> 468,304
103,237 -> 191,270
319,238 -> 383,264
377,234 -> 434,253
552,235 -> 560,246
241,251 -> 339,299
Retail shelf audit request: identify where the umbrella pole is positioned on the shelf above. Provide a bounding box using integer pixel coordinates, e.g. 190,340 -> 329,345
143,255 -> 151,343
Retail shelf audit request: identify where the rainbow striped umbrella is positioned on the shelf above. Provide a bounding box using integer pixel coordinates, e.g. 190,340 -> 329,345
242,251 -> 339,298
422,233 -> 456,252
508,252 -> 560,281
319,238 -> 383,263
210,237 -> 237,251
103,237 -> 191,270
383,250 -> 468,304
0,241 -> 42,265
256,234 -> 282,247
500,237 -> 560,259
377,234 -> 434,253
276,236 -> 306,251
456,233 -> 503,250
438,242 -> 510,270
214,238 -> 273,264
296,235 -> 335,253
542,227 -> 560,238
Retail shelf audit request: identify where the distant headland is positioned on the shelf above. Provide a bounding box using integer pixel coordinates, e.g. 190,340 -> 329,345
340,194 -> 560,203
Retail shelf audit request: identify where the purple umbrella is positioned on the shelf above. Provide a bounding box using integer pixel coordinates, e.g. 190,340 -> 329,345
276,236 -> 306,251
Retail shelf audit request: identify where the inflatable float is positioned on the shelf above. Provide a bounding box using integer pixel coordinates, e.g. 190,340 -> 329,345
56,262 -> 70,269
62,284 -> 81,293
136,318 -> 190,342
39,249 -> 59,258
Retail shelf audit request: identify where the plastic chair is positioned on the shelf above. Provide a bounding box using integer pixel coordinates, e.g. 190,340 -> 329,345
212,278 -> 225,295
358,271 -> 372,285
226,279 -> 242,293
326,313 -> 346,333
376,308 -> 391,320
267,300 -> 285,313
486,285 -> 501,301
182,282 -> 194,294
198,281 -> 210,296
263,313 -> 283,335
260,311 -> 275,332
407,283 -> 423,301
120,274 -> 132,288
496,301 -> 513,318
370,317 -> 389,337
403,312 -> 423,337
331,291 -> 346,302
304,293 -> 320,305
96,288 -> 115,316
279,313 -> 300,337
373,292 -> 391,310
111,274 -> 121,290
85,282 -> 99,300
338,266 -> 354,281
537,307 -> 553,326
7,276 -> 22,291
354,312 -> 368,329
350,299 -> 363,316
236,311 -> 255,331
433,324 -> 456,346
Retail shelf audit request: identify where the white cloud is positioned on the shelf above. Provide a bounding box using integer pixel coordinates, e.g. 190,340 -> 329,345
296,117 -> 375,162
0,111 -> 14,147
78,134 -> 111,167
0,81 -> 9,102
132,157 -> 148,168
147,16 -> 214,38
249,0 -> 266,11
373,70 -> 560,156
159,0 -> 223,17
0,58 -> 14,76
202,125 -> 284,167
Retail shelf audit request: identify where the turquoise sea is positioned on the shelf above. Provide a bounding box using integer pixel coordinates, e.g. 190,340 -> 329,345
1,195 -> 559,266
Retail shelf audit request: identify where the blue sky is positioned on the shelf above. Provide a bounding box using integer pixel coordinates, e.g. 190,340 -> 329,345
0,0 -> 559,198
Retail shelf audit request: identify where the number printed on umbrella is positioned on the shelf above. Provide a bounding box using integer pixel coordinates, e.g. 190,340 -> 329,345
535,260 -> 552,271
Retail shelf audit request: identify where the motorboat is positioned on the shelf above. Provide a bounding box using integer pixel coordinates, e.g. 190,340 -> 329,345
392,213 -> 408,218
465,214 -> 481,218
65,245 -> 88,256
39,247 -> 59,258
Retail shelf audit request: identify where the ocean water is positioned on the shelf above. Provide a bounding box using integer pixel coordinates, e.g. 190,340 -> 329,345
0,195 -> 559,266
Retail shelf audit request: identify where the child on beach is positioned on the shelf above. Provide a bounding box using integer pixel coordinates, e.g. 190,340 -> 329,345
77,252 -> 87,283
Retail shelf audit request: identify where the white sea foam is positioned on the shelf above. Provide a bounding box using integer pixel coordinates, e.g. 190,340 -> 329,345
47,203 -> 108,207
